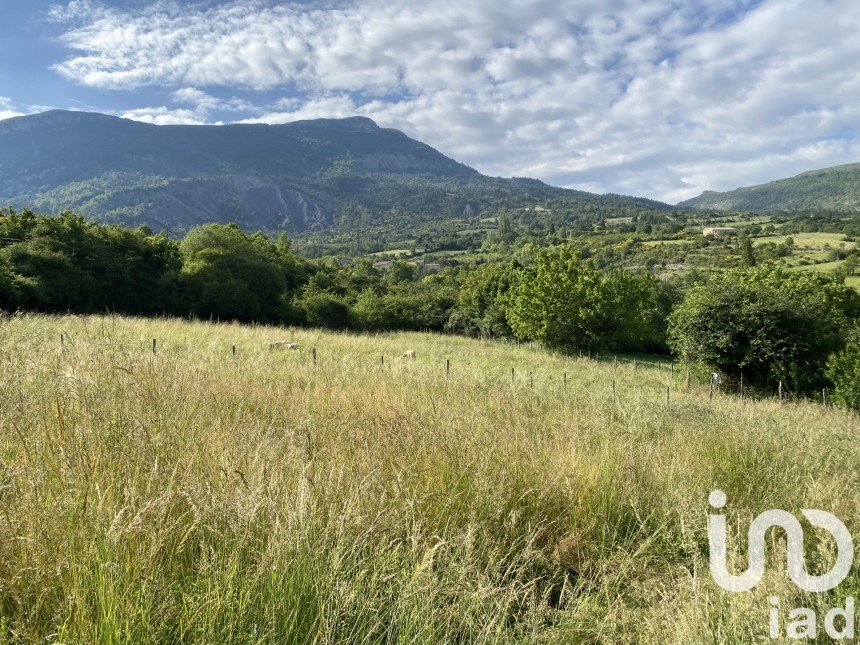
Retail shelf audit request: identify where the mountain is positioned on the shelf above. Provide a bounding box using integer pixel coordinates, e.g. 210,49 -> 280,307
679,162 -> 860,213
0,110 -> 670,233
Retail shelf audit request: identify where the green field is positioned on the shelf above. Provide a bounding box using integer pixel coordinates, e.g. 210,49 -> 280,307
786,259 -> 860,287
604,216 -> 633,225
788,260 -> 843,272
367,248 -> 417,257
717,215 -> 774,227
753,232 -> 855,249
0,313 -> 857,642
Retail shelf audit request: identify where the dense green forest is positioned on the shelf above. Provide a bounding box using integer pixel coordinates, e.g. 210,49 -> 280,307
3,207 -> 860,406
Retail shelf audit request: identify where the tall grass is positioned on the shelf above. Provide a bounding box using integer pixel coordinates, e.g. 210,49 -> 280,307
0,312 -> 857,643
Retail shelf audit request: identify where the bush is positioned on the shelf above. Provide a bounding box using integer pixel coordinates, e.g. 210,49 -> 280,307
826,326 -> 860,410
352,280 -> 457,332
297,286 -> 352,329
668,266 -> 860,394
0,255 -> 19,310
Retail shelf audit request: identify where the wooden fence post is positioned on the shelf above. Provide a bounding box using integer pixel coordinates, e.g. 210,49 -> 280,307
511,367 -> 515,383
778,380 -> 784,403
381,355 -> 385,366
666,385 -> 670,404
152,338 -> 157,355
446,359 -> 450,379
822,388 -> 828,407
232,345 -> 236,357
312,347 -> 317,366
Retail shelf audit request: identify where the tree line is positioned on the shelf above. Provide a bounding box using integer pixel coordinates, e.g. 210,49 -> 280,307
2,209 -> 859,408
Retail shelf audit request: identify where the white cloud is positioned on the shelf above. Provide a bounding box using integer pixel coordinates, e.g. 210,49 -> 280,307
120,106 -> 203,125
50,0 -> 860,202
120,88 -> 258,125
171,88 -> 255,114
239,95 -> 361,124
0,97 -> 26,121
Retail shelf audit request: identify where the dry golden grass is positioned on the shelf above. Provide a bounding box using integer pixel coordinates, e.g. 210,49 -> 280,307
0,313 -> 857,643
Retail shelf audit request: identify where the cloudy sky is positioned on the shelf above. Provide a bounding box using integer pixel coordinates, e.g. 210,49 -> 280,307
1,0 -> 859,203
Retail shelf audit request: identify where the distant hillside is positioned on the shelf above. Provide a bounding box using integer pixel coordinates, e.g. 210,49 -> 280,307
679,162 -> 860,213
0,110 -> 670,233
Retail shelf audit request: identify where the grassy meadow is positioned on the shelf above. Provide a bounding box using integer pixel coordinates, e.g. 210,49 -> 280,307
0,313 -> 858,643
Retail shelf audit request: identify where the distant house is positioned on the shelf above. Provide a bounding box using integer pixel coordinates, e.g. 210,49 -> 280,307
702,227 -> 738,237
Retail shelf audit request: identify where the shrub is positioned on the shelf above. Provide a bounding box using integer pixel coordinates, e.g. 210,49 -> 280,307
352,281 -> 457,332
0,255 -> 19,310
826,326 -> 860,410
297,286 -> 352,329
668,266 -> 860,394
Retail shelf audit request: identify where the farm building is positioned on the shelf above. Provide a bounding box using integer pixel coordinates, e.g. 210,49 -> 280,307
702,226 -> 738,237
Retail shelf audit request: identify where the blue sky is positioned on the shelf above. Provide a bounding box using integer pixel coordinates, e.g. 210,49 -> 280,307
1,0 -> 859,203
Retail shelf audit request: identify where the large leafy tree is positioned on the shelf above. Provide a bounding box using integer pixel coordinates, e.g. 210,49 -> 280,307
505,247 -> 665,353
179,223 -> 303,322
668,266 -> 860,393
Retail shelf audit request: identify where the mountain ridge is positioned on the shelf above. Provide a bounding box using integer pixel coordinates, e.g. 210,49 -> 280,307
678,162 -> 860,213
0,110 -> 670,233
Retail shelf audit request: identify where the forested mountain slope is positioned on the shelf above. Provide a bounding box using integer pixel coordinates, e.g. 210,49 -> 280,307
0,110 -> 670,233
679,162 -> 860,213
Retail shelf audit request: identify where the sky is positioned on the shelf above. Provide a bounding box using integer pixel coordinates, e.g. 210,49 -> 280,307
1,0 -> 859,203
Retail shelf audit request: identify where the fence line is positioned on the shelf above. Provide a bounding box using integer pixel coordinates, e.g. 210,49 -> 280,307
124,337 -> 828,407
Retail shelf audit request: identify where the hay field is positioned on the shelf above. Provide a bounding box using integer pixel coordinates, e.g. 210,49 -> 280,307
0,313 -> 857,643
